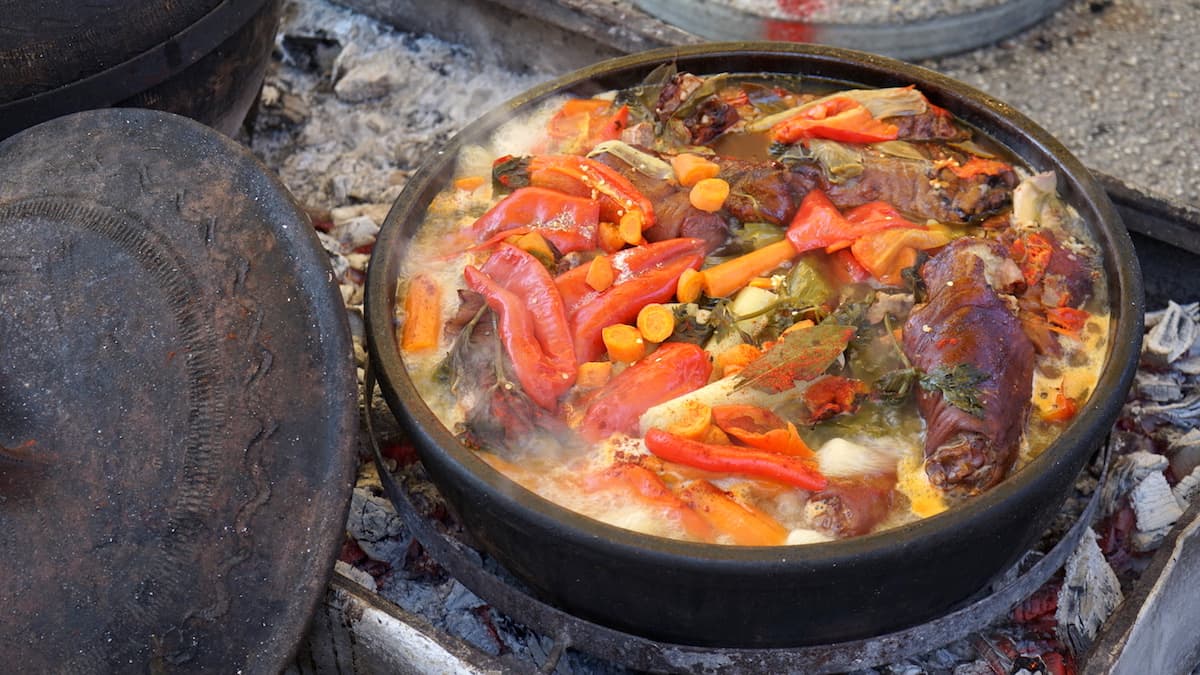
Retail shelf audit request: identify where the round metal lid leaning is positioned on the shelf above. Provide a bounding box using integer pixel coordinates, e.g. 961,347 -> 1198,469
0,108 -> 358,672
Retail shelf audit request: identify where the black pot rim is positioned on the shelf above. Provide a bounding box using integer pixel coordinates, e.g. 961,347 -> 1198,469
366,42 -> 1143,574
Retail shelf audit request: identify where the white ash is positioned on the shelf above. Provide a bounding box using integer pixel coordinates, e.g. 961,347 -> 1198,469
1129,471 -> 1184,552
348,486 -> 412,562
1099,450 -> 1168,519
1143,300 -> 1200,366
1055,528 -> 1123,656
1173,466 -> 1200,507
1167,428 -> 1200,484
335,559 -> 379,592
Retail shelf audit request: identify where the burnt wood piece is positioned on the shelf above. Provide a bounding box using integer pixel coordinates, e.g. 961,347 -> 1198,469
904,239 -> 1035,495
0,108 -> 357,673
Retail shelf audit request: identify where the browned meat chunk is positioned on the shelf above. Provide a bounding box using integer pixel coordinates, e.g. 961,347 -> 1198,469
806,474 -> 896,537
655,73 -> 740,145
889,108 -> 967,142
713,156 -> 823,225
903,239 -> 1035,496
826,154 -> 1017,225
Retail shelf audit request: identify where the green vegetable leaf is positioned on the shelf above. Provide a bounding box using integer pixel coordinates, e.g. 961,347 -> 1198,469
735,324 -> 855,393
919,364 -> 989,418
875,367 -> 919,403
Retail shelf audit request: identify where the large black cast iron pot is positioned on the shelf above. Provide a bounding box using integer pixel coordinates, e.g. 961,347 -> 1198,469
365,43 -> 1143,648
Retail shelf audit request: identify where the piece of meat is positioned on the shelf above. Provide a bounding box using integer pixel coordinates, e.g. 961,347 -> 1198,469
826,154 -> 1016,225
903,238 -> 1036,496
592,152 -> 730,251
805,474 -> 896,537
655,73 -> 739,145
713,156 -> 823,225
889,108 -> 967,142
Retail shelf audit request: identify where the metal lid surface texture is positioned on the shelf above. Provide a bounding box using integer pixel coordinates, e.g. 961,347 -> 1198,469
0,108 -> 357,672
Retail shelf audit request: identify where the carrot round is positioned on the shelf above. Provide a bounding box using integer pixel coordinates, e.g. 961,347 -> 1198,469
576,360 -> 613,389
597,221 -> 625,253
701,238 -> 798,298
689,177 -> 730,213
671,153 -> 720,187
676,268 -> 705,303
585,255 -> 615,292
636,303 -> 675,343
602,323 -> 646,363
400,274 -> 442,353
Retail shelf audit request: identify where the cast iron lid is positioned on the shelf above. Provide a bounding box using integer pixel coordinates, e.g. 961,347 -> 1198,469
0,109 -> 357,671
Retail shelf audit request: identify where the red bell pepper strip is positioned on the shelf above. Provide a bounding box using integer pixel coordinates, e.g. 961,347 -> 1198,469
463,244 -> 577,409
710,404 -> 815,458
555,237 -> 709,318
493,154 -> 656,231
644,428 -> 828,491
1009,232 -> 1055,288
786,190 -> 915,254
770,96 -> 900,145
581,462 -> 714,540
571,253 -> 704,363
1046,306 -> 1090,335
469,186 -> 600,254
538,100 -> 630,155
580,342 -> 712,441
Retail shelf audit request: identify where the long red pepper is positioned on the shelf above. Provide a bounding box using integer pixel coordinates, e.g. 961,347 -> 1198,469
644,428 -> 828,491
463,244 -> 576,409
555,237 -> 708,317
770,96 -> 899,145
470,186 -> 600,254
580,342 -> 712,442
785,190 -> 915,254
494,154 -> 656,231
571,253 -> 703,363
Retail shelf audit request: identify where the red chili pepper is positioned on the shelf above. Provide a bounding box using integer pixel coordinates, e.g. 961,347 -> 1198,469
644,428 -> 828,491
571,253 -> 703,363
469,186 -> 600,254
786,190 -> 912,254
710,404 -> 814,458
580,342 -> 712,441
948,157 -> 1013,180
1009,232 -> 1054,287
801,375 -> 869,422
493,154 -> 655,231
770,96 -> 900,145
463,244 -> 577,409
1046,306 -> 1090,335
539,100 -> 629,155
555,237 -> 708,317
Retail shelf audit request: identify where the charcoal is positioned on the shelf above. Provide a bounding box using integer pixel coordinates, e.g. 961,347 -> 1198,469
1173,466 -> 1200,507
1100,450 -> 1169,517
1133,370 -> 1185,402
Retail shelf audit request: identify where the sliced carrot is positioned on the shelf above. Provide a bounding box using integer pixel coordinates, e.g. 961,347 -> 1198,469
515,230 -> 555,267
636,303 -> 676,343
671,153 -> 720,187
585,255 -> 615,292
597,221 -> 625,253
781,319 -> 815,336
716,343 -> 762,378
678,480 -> 787,546
576,361 -> 613,389
676,267 -> 705,303
400,274 -> 442,353
689,177 -> 730,213
602,323 -> 646,363
701,239 -> 798,298
665,400 -> 714,440
454,175 -> 486,191
619,211 -> 645,245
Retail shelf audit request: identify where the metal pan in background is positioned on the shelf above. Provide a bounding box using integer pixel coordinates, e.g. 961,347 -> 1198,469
0,108 -> 358,672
